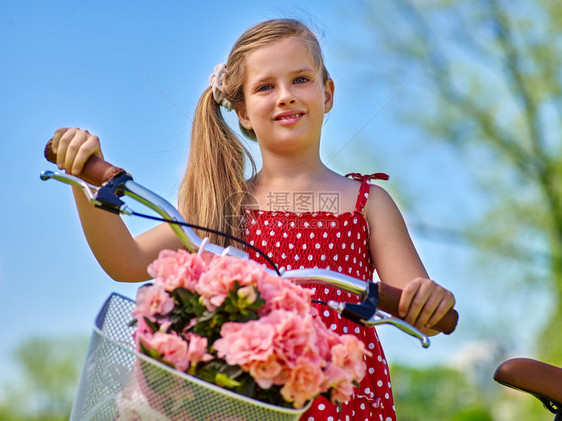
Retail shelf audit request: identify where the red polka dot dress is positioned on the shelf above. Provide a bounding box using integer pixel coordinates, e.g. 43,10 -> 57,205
244,173 -> 396,421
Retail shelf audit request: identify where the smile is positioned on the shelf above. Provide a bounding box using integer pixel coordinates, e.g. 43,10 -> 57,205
275,113 -> 303,120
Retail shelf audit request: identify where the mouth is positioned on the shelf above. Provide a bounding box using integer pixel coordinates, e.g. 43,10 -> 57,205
275,112 -> 304,121
275,111 -> 304,124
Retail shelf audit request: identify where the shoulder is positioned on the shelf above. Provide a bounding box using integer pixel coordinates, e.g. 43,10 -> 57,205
363,184 -> 405,228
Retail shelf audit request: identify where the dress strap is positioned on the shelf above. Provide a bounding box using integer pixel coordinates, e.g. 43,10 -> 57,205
345,172 -> 389,212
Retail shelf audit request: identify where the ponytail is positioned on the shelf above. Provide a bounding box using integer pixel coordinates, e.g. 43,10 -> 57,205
178,87 -> 256,248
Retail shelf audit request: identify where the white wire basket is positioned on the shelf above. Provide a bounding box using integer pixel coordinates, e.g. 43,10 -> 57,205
70,293 -> 310,421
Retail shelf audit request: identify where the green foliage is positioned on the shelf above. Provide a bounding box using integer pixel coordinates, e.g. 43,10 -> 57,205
0,335 -> 88,421
351,0 -> 562,362
391,364 -> 493,421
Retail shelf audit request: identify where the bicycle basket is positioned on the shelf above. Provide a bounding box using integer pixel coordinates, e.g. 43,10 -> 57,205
70,293 -> 310,421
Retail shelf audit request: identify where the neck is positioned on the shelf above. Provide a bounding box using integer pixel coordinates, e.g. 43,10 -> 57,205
256,153 -> 330,188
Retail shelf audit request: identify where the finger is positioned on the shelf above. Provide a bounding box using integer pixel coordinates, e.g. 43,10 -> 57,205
403,279 -> 435,327
398,278 -> 421,319
412,293 -> 441,330
64,129 -> 90,173
56,127 -> 78,170
51,127 -> 70,156
71,134 -> 102,175
425,290 -> 455,329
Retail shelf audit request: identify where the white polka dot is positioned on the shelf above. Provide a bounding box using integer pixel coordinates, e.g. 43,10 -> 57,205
369,368 -> 374,374
368,343 -> 375,350
354,327 -> 360,333
377,380 -> 383,387
294,255 -> 299,261
343,326 -> 348,333
256,229 -> 261,235
330,324 -> 337,330
323,310 -> 330,317
318,403 -> 325,410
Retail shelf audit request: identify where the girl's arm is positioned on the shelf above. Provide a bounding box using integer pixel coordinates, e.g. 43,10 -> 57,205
365,185 -> 455,335
52,128 -> 183,282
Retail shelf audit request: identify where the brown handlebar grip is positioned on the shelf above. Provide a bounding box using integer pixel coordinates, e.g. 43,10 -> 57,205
44,139 -> 128,186
377,282 -> 458,334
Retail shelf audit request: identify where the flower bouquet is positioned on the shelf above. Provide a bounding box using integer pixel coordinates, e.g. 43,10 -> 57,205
125,249 -> 370,420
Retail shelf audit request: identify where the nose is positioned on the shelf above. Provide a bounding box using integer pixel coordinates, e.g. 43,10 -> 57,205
277,84 -> 296,107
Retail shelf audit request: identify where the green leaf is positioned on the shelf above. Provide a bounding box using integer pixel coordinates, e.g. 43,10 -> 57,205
215,373 -> 241,389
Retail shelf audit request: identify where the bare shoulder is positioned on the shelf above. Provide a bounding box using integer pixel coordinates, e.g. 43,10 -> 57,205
320,172 -> 362,213
363,184 -> 405,226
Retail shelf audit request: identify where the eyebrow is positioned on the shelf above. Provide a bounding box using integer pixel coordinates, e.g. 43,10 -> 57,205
251,67 -> 316,85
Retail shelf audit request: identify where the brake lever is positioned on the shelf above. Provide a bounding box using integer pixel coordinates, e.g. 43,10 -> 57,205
326,300 -> 430,348
365,311 -> 430,348
40,170 -> 134,215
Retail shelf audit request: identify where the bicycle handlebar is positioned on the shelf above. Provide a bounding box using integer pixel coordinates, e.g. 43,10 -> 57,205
43,140 -> 458,342
45,139 -> 128,186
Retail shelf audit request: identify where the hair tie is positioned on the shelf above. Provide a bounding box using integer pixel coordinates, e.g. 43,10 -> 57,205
209,63 -> 233,111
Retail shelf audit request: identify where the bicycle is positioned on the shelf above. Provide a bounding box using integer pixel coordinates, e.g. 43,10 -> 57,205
494,358 -> 562,420
41,140 -> 462,420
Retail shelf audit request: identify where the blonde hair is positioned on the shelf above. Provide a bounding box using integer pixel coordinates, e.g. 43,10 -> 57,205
178,19 -> 329,247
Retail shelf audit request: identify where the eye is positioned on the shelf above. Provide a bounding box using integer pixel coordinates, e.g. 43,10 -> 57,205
294,76 -> 310,84
256,84 -> 273,92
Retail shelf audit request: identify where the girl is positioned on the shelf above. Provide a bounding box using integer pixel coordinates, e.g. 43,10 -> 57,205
51,18 -> 455,421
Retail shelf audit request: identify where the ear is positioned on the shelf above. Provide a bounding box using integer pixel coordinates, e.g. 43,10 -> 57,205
236,105 -> 253,131
323,78 -> 335,113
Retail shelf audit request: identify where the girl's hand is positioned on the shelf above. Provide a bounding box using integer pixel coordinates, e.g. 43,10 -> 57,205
398,277 -> 456,336
51,127 -> 104,176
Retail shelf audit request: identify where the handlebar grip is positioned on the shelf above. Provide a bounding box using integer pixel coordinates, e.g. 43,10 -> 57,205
377,282 -> 458,334
44,139 -> 128,186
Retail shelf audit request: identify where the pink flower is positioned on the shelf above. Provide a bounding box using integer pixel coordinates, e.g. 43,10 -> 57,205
214,320 -> 274,366
145,331 -> 189,372
133,315 -> 154,347
184,333 -> 214,367
196,255 -> 261,311
257,274 -> 311,316
331,335 -> 371,382
132,284 -> 174,322
269,310 -> 323,369
280,357 -> 324,409
246,354 -> 288,389
322,364 -> 355,405
148,249 -> 208,292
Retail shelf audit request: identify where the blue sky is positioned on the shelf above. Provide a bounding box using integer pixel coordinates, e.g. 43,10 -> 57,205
0,0 -> 547,388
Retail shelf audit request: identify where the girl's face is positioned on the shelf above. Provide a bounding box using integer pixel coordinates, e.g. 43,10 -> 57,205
236,37 -> 334,154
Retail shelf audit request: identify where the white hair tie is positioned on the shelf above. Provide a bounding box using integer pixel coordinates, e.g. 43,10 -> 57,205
209,63 -> 233,111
